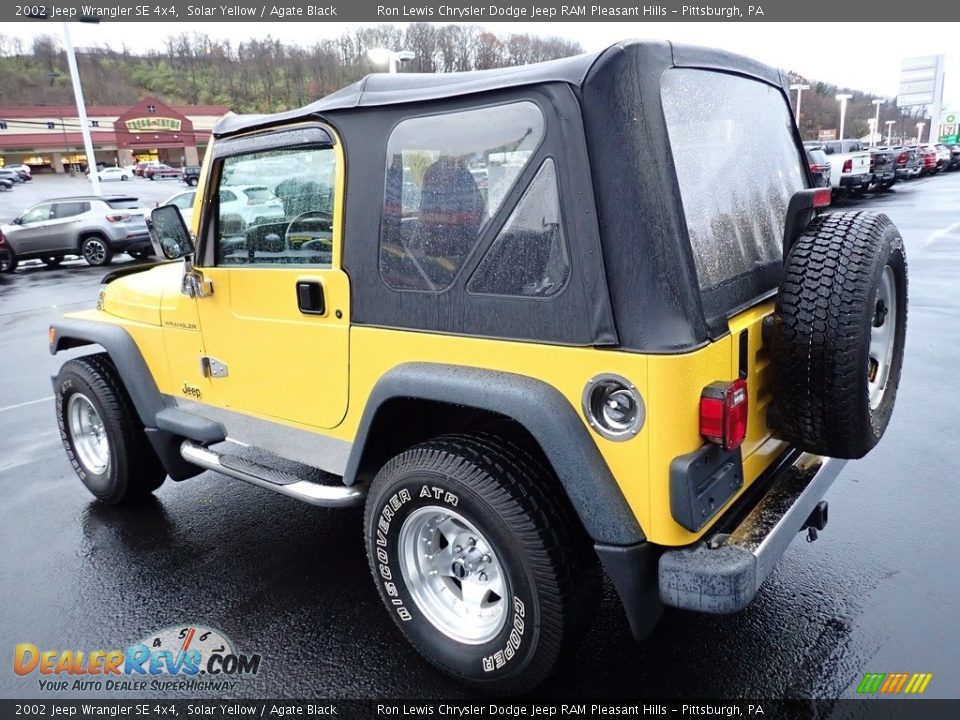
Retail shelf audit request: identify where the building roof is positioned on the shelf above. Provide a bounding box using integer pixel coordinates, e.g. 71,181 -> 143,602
0,104 -> 230,118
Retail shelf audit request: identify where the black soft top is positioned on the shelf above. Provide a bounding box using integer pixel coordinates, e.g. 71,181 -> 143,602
210,41 -> 797,353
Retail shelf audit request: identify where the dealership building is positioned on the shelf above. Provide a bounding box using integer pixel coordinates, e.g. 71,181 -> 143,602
0,97 -> 229,172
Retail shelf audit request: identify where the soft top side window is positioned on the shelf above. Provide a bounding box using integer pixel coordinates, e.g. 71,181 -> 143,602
378,101 -> 545,292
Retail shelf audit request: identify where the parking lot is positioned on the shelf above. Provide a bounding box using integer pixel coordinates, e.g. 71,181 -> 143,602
1,172 -> 959,699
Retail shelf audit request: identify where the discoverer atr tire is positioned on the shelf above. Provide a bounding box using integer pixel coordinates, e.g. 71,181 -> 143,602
772,211 -> 907,459
364,433 -> 599,695
55,353 -> 166,503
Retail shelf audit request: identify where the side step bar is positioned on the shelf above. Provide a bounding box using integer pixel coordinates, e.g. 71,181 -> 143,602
180,441 -> 365,508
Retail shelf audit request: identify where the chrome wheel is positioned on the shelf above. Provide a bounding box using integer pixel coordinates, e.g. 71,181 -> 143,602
82,238 -> 107,265
67,393 -> 110,474
868,265 -> 897,409
398,506 -> 508,644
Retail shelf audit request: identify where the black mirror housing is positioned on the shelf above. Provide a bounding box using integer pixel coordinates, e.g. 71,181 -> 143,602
148,205 -> 195,260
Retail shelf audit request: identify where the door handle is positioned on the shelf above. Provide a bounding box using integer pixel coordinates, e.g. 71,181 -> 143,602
296,280 -> 325,315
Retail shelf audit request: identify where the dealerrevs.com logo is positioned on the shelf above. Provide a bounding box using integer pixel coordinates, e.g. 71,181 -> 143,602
14,625 -> 262,692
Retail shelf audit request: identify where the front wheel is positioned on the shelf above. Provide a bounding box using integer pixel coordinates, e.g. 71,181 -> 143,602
81,236 -> 114,266
0,249 -> 17,273
55,354 -> 166,504
364,434 -> 598,694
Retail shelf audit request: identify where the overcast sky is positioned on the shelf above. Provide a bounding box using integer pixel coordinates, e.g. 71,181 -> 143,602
16,21 -> 960,109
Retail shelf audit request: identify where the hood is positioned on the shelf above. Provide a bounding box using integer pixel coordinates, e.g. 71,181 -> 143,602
101,262 -> 184,326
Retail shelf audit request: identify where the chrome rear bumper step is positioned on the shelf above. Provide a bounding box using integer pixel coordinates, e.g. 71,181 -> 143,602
658,453 -> 846,614
180,440 -> 365,508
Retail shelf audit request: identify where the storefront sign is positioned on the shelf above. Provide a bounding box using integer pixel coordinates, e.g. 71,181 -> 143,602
125,117 -> 182,132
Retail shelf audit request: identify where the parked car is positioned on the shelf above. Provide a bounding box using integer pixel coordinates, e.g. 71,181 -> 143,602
0,176 -> 13,192
912,145 -> 939,175
0,195 -> 153,272
887,145 -> 922,179
181,166 -> 202,186
4,164 -> 32,181
217,184 -> 286,229
865,146 -> 897,191
49,42 -> 908,693
937,144 -> 960,171
132,161 -> 160,177
160,189 -> 197,228
144,164 -> 182,180
805,147 -> 831,188
89,167 -> 131,182
804,139 -> 872,193
0,168 -> 25,185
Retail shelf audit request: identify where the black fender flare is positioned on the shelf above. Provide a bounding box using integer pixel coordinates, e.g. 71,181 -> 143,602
50,318 -> 167,426
49,318 -> 222,480
343,363 -> 645,546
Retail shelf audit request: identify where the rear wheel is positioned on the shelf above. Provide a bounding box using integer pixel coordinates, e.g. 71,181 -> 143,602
364,433 -> 599,694
187,177 -> 198,187
81,236 -> 114,266
772,211 -> 907,458
55,354 -> 166,504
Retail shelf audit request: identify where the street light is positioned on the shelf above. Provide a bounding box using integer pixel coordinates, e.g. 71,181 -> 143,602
790,83 -> 810,126
916,122 -> 926,144
62,20 -> 100,195
367,48 -> 416,74
871,99 -> 883,146
885,120 -> 896,145
836,94 -> 853,140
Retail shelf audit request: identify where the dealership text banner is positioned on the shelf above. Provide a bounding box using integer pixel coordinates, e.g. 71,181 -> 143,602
5,0 -> 960,23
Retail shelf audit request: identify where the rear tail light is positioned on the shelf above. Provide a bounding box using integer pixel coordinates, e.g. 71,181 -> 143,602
0,230 -> 7,248
898,152 -> 908,165
700,378 -> 748,452
105,214 -> 131,223
842,159 -> 853,173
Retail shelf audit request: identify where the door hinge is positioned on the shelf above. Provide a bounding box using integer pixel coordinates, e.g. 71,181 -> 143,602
200,356 -> 229,378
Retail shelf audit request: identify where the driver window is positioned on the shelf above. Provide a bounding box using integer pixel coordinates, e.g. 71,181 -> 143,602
215,145 -> 335,267
20,204 -> 54,224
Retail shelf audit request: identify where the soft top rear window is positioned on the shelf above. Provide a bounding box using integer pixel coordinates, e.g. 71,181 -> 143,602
662,68 -> 805,312
105,199 -> 141,209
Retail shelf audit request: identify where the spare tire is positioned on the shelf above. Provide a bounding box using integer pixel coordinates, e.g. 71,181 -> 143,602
771,211 -> 907,459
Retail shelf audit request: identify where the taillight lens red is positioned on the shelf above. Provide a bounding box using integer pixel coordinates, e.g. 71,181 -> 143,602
105,214 -> 131,223
813,188 -> 832,207
700,378 -> 749,452
0,230 -> 7,247
898,152 -> 908,164
842,159 -> 853,173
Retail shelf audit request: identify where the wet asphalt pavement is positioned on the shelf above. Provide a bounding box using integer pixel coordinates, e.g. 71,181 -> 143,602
1,174 -> 959,701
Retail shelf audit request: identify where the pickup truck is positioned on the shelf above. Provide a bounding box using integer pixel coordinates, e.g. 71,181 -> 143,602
804,140 -> 872,195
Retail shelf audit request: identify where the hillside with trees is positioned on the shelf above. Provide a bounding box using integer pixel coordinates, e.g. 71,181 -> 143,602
0,24 -> 580,112
0,26 -> 931,141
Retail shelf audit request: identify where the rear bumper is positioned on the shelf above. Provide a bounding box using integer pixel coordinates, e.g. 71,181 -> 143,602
658,452 -> 846,614
840,174 -> 870,187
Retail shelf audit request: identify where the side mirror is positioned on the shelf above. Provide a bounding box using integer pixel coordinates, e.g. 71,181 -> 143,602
148,205 -> 195,260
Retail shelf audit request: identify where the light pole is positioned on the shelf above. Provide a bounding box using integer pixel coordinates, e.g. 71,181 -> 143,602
885,120 -> 896,145
871,99 -> 883,145
62,21 -> 100,195
836,94 -> 853,140
916,122 -> 926,144
790,83 -> 810,126
367,48 -> 415,74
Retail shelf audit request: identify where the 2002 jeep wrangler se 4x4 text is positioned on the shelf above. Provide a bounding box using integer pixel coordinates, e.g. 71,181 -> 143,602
49,41 -> 907,693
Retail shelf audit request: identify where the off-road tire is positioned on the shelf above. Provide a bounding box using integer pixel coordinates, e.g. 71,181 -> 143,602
364,433 -> 599,695
55,354 -> 166,503
0,249 -> 17,273
80,235 -> 114,267
772,211 -> 907,458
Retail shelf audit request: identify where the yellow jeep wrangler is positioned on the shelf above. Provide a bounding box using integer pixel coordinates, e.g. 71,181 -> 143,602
49,41 -> 907,693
